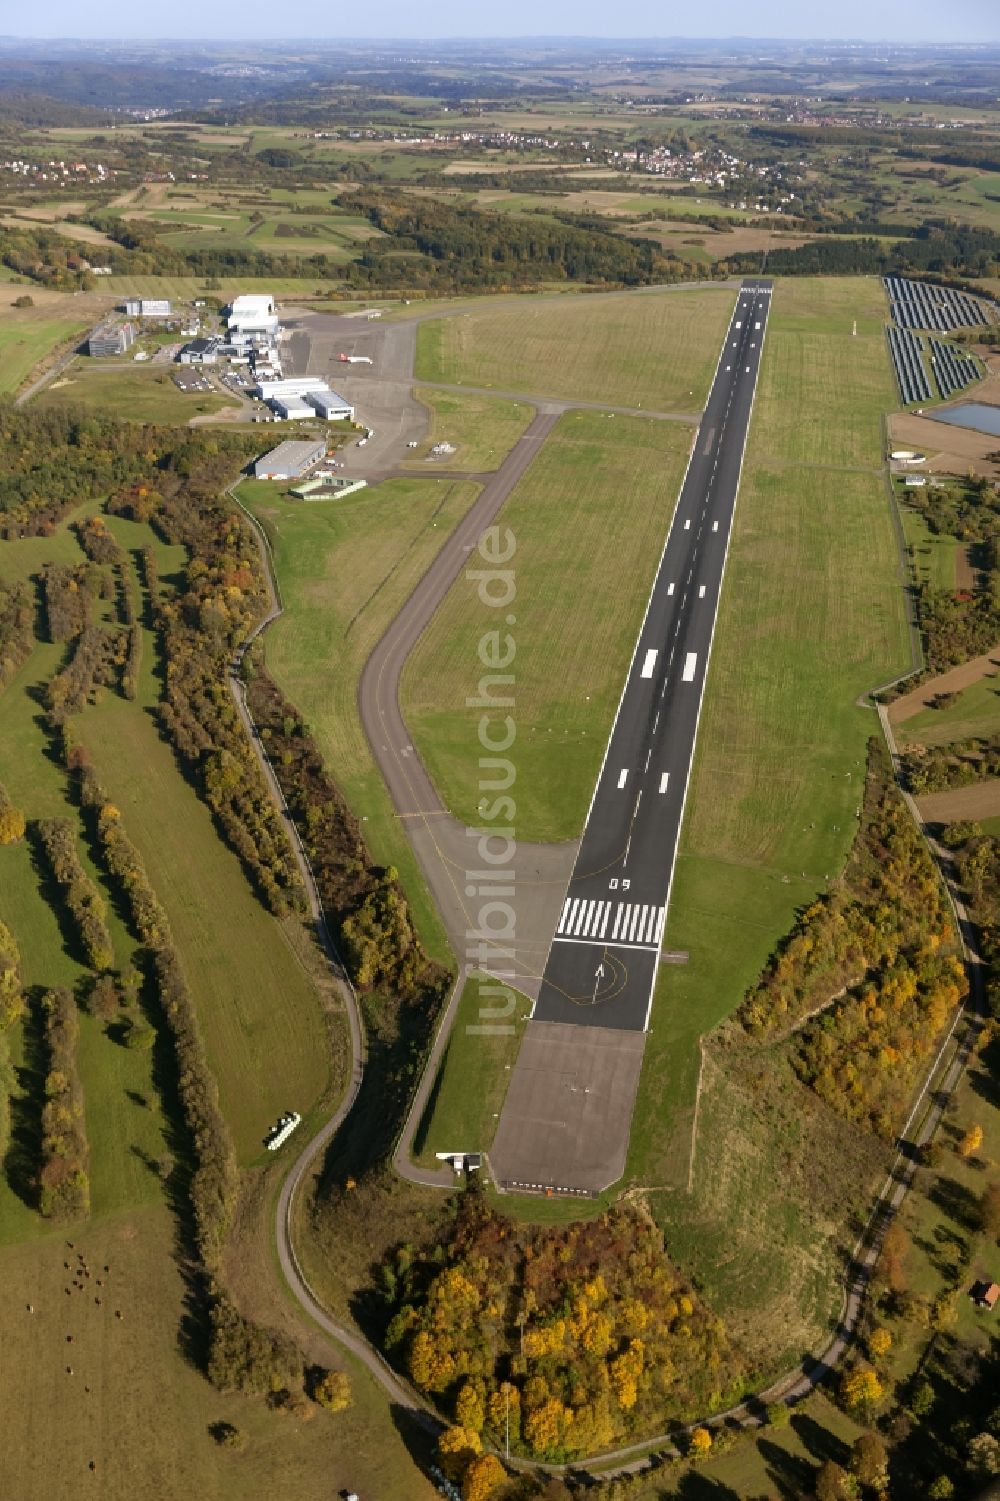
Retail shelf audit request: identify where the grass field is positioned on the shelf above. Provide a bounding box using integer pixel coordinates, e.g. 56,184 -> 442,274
77,606 -> 332,1167
402,409 -> 695,840
39,364 -> 238,423
415,284 -> 734,410
238,475 -> 488,964
413,975 -> 532,1165
899,502 -> 960,593
407,387 -> 535,470
0,1203 -> 437,1501
0,306 -> 90,393
895,671 -> 1000,748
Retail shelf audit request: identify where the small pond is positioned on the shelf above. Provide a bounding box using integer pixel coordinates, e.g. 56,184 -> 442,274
930,402 -> 1000,438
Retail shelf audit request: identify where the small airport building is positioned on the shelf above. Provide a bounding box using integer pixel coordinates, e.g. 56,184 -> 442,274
178,336 -> 220,366
124,297 -> 172,318
255,376 -> 354,422
253,439 -> 327,481
89,321 -> 136,358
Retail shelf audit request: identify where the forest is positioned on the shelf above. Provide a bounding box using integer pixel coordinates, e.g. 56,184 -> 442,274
739,743 -> 964,1137
379,1191 -> 741,1467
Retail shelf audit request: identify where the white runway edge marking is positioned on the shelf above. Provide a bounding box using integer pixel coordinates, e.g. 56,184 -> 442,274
698,585 -> 706,599
640,649 -> 658,679
667,582 -> 675,596
658,772 -> 670,794
617,768 -> 629,789
682,652 -> 698,682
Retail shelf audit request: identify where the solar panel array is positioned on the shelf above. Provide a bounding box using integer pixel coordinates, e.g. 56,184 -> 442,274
887,326 -> 932,405
884,275 -> 990,333
928,338 -> 982,401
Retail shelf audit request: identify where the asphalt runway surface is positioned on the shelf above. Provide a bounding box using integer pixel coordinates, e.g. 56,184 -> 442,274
533,279 -> 773,1032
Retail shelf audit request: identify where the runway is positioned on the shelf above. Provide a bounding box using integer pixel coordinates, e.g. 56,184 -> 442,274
533,278 -> 773,1031
491,277 -> 772,1192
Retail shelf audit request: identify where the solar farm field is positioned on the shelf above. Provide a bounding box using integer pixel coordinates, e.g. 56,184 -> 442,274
415,283 -> 735,410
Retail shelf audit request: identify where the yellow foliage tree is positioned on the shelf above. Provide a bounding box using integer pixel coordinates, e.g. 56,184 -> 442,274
0,801 -> 25,845
456,1380 -> 485,1433
868,1327 -> 892,1361
523,1397 -> 572,1454
689,1427 -> 712,1457
842,1367 -> 884,1412
438,1425 -> 482,1482
462,1453 -> 506,1501
958,1124 -> 983,1159
312,1369 -> 351,1412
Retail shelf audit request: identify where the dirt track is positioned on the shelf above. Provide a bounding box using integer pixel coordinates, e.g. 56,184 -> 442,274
888,645 -> 1000,723
916,778 -> 1000,825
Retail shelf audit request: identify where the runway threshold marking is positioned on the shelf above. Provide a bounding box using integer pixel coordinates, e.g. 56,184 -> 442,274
659,772 -> 670,793
698,585 -> 706,599
640,649 -> 658,678
667,582 -> 675,596
617,768 -> 629,788
683,652 -> 698,682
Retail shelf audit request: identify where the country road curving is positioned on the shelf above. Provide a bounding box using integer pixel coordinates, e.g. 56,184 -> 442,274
220,337 -> 988,1481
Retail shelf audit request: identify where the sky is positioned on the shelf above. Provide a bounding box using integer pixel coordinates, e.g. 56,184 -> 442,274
0,0 -> 998,43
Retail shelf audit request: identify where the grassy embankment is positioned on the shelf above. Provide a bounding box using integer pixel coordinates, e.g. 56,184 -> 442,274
411,976 -> 533,1164
238,474 -> 489,965
39,365 -> 238,424
0,302 -> 92,393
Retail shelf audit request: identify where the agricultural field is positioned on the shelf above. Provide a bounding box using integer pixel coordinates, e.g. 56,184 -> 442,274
238,475 -> 486,963
38,363 -> 239,423
895,669 -> 1000,749
402,409 -> 695,840
412,975 -> 532,1166
407,387 -> 535,470
0,1204 -> 436,1501
415,284 -> 735,410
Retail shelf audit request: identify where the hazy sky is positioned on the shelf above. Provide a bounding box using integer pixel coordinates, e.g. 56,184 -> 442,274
2,0 -> 998,42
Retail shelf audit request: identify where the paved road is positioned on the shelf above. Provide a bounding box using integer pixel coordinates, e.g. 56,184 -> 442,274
532,280 -> 772,1033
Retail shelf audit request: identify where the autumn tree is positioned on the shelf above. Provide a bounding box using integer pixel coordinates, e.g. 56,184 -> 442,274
979,1181 -> 1000,1237
438,1426 -> 482,1483
689,1427 -> 712,1458
850,1431 -> 889,1490
958,1123 -> 984,1159
841,1366 -> 883,1415
462,1453 -> 506,1501
868,1327 -> 892,1362
0,783 -> 25,844
814,1460 -> 853,1501
311,1368 -> 350,1412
